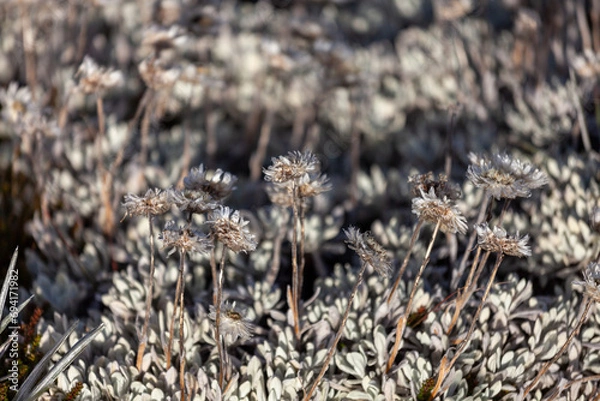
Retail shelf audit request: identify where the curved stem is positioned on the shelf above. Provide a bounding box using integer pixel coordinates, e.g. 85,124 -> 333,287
136,215 -> 156,372
387,219 -> 424,304
215,246 -> 227,389
387,220 -> 441,373
302,262 -> 368,401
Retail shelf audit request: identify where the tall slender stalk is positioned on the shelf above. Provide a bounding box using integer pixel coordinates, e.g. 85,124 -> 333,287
166,257 -> 183,370
302,261 -> 368,401
178,249 -> 186,401
387,220 -> 441,373
215,248 -> 227,389
387,219 -> 424,304
136,215 -> 156,372
290,184 -> 301,340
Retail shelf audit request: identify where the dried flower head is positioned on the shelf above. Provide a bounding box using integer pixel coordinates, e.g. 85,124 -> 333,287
159,221 -> 212,257
209,302 -> 253,343
409,172 -> 461,200
263,150 -> 320,185
573,262 -> 600,302
412,188 -> 468,235
139,57 -> 181,90
467,153 -> 549,199
297,173 -> 332,198
122,188 -> 171,219
76,56 -> 124,94
344,226 -> 392,277
209,206 -> 257,253
141,25 -> 187,56
475,223 -> 531,257
0,82 -> 37,123
183,165 -> 238,203
170,188 -> 217,216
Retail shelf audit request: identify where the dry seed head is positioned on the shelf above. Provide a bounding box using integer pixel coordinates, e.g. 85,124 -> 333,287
159,220 -> 212,257
77,56 -> 124,94
122,188 -> 172,218
297,173 -> 332,198
183,164 -> 238,203
139,57 -> 181,90
475,223 -> 531,257
0,82 -> 36,123
263,150 -> 320,185
170,188 -> 217,215
409,172 -> 461,200
209,206 -> 257,253
467,153 -> 549,199
209,301 -> 253,343
344,226 -> 392,277
573,262 -> 600,302
411,188 -> 468,235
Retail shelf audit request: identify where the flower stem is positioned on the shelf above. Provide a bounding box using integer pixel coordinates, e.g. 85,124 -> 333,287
215,246 -> 227,389
302,261 -> 368,401
290,184 -> 301,340
166,262 -> 183,370
387,220 -> 441,373
136,215 -> 156,372
178,249 -> 186,401
387,219 -> 424,304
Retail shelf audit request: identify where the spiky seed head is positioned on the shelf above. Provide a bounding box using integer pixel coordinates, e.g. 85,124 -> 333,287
209,206 -> 257,253
467,153 -> 549,200
183,164 -> 238,203
409,172 -> 461,200
263,150 -> 320,185
344,226 -> 392,277
573,262 -> 600,302
209,301 -> 253,343
411,188 -> 468,235
122,188 -> 171,218
475,223 -> 531,257
159,221 -> 212,257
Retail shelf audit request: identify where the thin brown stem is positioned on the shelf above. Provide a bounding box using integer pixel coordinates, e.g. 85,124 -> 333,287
521,297 -> 593,400
290,185 -> 301,340
136,215 -> 156,372
387,219 -> 424,304
298,200 -> 307,299
451,193 -> 491,289
250,106 -> 274,181
265,208 -> 287,287
210,246 -> 218,305
432,253 -> 505,399
178,250 -> 186,401
215,247 -> 227,389
166,259 -> 183,370
302,261 -> 368,401
387,220 -> 441,373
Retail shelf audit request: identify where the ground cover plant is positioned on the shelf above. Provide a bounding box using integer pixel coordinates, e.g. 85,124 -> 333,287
1,0 -> 600,400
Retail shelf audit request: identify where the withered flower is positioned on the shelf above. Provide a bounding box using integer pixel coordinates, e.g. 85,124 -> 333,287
412,188 -> 468,235
475,223 -> 531,257
344,226 -> 391,277
209,302 -> 253,343
573,262 -> 600,302
183,164 -> 238,203
467,153 -> 548,199
122,188 -> 171,219
77,56 -> 124,94
209,206 -> 257,253
159,221 -> 212,257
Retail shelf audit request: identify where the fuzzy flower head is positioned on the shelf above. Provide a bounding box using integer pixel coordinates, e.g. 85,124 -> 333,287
263,150 -> 320,185
183,164 -> 238,203
159,221 -> 212,257
573,262 -> 600,302
170,188 -> 217,216
475,223 -> 531,257
209,206 -> 257,253
467,153 -> 549,200
409,172 -> 461,200
412,188 -> 468,235
122,188 -> 171,219
0,82 -> 37,124
76,56 -> 124,94
209,301 -> 253,343
344,226 -> 392,277
139,57 -> 181,90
